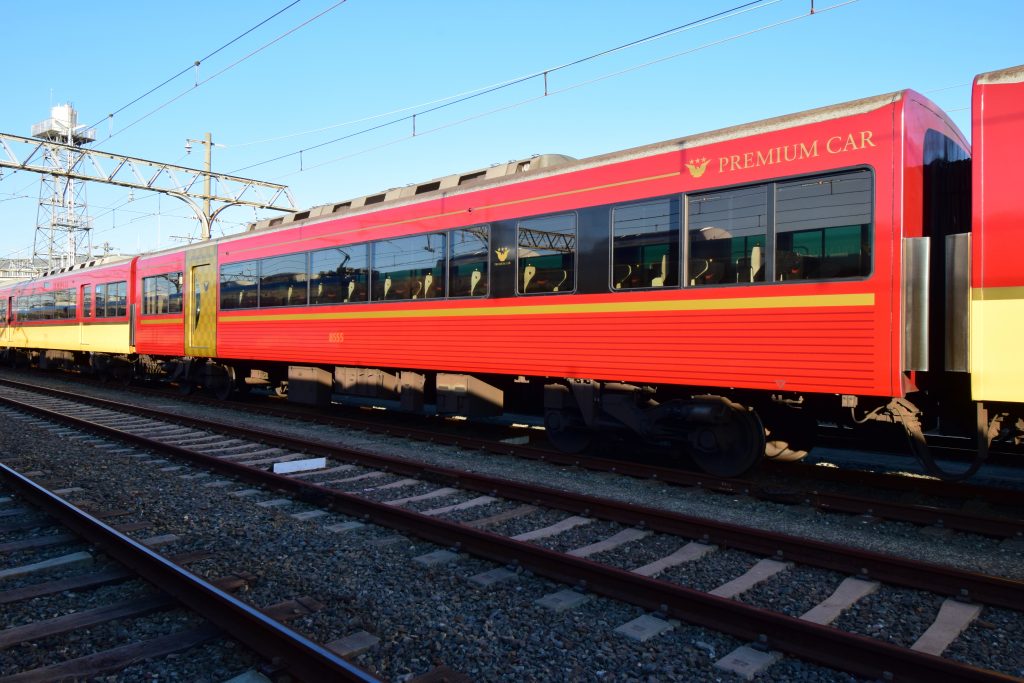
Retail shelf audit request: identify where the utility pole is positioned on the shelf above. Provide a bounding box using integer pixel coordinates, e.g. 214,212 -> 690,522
186,132 -> 221,240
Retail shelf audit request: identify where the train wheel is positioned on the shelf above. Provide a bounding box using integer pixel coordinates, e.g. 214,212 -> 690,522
207,364 -> 236,401
544,409 -> 593,454
685,400 -> 765,477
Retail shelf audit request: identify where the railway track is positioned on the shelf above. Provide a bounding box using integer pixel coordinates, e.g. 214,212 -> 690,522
3,373 -> 1021,539
0,379 -> 1021,680
0,463 -> 378,682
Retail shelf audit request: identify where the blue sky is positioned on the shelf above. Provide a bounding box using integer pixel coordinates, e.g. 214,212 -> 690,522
1,0 -> 1020,261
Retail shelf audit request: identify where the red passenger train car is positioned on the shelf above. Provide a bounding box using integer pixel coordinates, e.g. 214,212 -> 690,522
2,64 -> 1022,478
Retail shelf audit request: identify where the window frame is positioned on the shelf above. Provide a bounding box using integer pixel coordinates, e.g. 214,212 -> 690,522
681,165 -> 875,288
609,196 -> 681,292
219,260 -> 260,311
515,211 -> 578,296
447,225 -> 490,299
370,232 -> 447,302
258,252 -> 310,309
309,243 -> 370,306
141,272 -> 184,316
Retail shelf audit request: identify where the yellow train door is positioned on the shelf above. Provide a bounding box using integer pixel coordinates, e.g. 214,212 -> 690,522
184,245 -> 218,357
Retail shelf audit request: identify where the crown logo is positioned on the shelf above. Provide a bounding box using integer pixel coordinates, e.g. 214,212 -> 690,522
495,246 -> 510,262
685,157 -> 710,178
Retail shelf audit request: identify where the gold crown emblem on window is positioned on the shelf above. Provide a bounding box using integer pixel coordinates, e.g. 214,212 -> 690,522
495,246 -> 510,262
685,158 -> 710,178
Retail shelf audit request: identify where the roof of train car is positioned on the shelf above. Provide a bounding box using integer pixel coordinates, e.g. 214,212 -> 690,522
0,255 -> 134,290
975,63 -> 1024,84
245,89 -> 907,235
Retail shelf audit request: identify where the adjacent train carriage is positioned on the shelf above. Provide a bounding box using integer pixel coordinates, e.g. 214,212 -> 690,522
2,64 -> 1022,478
0,257 -> 136,377
970,65 -> 1024,405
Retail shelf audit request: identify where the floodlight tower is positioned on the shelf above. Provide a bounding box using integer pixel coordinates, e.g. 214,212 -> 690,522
31,104 -> 96,271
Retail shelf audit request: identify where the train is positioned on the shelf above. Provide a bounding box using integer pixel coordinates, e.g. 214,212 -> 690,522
2,64 -> 1022,480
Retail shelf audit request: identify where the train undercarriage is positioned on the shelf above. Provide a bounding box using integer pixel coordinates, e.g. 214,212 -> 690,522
6,347 -> 1022,480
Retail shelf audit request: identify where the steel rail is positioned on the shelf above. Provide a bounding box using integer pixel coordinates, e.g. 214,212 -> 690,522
1,382 -> 1021,611
0,395 -> 1016,682
0,464 -> 380,683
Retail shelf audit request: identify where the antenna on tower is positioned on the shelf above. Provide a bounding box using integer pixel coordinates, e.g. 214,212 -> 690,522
31,104 -> 97,273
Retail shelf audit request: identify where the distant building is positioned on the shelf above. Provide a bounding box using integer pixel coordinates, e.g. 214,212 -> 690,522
0,258 -> 45,285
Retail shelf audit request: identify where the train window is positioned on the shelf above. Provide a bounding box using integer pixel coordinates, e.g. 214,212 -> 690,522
372,234 -> 446,301
611,198 -> 679,290
774,170 -> 872,280
220,261 -> 259,310
18,295 -> 33,321
0,298 -> 6,322
688,185 -> 768,285
54,288 -> 76,320
517,214 -> 576,295
94,285 -> 105,318
260,253 -> 308,308
97,281 -> 127,317
82,285 -> 92,318
449,226 -> 489,297
37,291 -> 55,320
142,272 -> 183,315
311,245 -> 369,304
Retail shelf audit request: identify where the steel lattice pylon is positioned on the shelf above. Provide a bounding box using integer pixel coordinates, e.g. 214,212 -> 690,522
31,105 -> 95,272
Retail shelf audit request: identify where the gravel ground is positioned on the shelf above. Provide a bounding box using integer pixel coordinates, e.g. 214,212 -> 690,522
832,585 -> 945,647
738,565 -> 848,617
945,606 -> 1024,675
2,373 -> 1023,680
659,549 -> 763,592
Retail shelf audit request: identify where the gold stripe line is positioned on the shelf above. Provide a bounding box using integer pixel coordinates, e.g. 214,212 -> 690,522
139,318 -> 185,326
972,285 -> 1024,301
226,171 -> 682,257
219,292 -> 874,323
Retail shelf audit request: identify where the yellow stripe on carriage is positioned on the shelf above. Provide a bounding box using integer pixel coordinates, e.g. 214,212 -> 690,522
218,292 -> 875,323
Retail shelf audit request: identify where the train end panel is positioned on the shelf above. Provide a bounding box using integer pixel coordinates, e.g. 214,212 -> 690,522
970,64 -> 1024,403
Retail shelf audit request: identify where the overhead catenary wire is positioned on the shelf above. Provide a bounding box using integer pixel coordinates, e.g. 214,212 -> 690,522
94,0 -> 348,146
85,0 -> 303,136
272,0 -> 860,181
230,0 -> 788,173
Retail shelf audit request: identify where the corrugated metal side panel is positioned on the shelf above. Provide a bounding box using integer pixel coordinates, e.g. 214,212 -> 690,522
135,320 -> 185,356
217,303 -> 884,395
